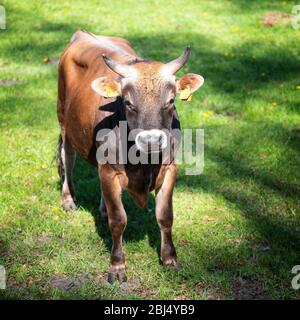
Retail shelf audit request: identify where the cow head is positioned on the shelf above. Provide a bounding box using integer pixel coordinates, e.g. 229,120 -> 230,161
91,47 -> 204,153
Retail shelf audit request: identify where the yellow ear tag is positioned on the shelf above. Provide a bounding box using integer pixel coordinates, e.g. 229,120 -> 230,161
179,86 -> 192,101
103,82 -> 119,97
106,86 -> 117,97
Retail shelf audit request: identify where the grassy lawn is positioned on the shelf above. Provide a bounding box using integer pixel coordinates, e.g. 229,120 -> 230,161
0,0 -> 300,300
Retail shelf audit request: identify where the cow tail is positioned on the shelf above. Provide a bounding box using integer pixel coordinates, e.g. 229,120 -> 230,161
57,134 -> 64,186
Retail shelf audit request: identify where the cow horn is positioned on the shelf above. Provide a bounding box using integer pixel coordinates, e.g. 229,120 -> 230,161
102,54 -> 134,77
163,46 -> 191,75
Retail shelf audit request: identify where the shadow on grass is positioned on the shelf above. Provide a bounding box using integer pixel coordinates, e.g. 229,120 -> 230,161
227,0 -> 289,12
174,119 -> 300,296
127,33 -> 300,114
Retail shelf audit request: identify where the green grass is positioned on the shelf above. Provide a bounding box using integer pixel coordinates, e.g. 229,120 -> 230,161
0,0 -> 300,300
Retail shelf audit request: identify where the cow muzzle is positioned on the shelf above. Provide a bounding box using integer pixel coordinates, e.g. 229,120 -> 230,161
135,129 -> 168,153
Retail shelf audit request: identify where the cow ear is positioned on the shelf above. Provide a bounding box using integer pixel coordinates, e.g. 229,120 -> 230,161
91,77 -> 121,98
176,73 -> 204,101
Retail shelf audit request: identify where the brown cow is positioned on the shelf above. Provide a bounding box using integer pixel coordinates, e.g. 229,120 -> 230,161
57,30 -> 204,282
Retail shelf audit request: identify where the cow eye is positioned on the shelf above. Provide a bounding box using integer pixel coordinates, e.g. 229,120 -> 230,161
169,98 -> 175,105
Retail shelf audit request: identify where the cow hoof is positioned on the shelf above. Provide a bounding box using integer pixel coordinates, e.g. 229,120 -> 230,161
61,197 -> 77,211
108,271 -> 127,284
163,259 -> 182,272
173,261 -> 182,272
108,264 -> 126,283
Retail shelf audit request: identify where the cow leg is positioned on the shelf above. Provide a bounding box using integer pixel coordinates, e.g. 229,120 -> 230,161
59,135 -> 77,211
155,165 -> 180,271
99,165 -> 127,283
99,190 -> 108,219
